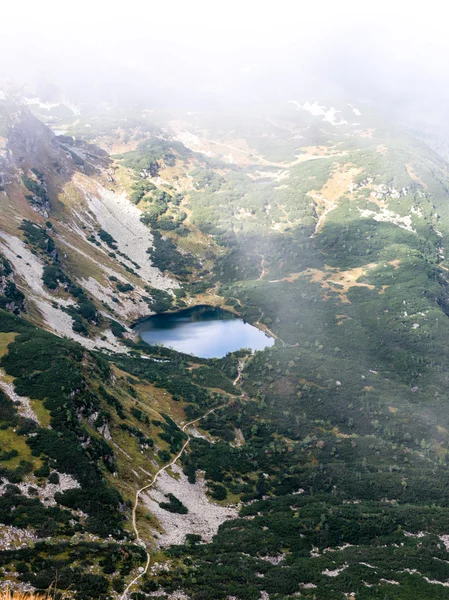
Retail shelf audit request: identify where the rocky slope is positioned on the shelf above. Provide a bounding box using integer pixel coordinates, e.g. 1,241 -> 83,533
0,94 -> 178,352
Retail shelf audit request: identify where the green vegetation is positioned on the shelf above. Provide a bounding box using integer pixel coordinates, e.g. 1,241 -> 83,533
0,309 -> 164,595
0,316 -> 122,535
159,493 -> 188,514
22,172 -> 49,210
114,108 -> 449,598
98,228 -> 117,249
0,255 -> 25,314
0,541 -> 145,599
5,101 -> 449,598
116,137 -> 190,176
19,219 -> 103,336
144,286 -> 173,312
129,179 -> 156,204
146,232 -> 199,278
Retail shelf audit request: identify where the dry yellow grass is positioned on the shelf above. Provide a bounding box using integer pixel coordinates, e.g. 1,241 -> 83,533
0,591 -> 50,600
406,162 -> 427,189
270,260 -> 399,304
308,163 -> 363,234
376,145 -> 389,155
0,333 -> 17,357
270,264 -> 376,303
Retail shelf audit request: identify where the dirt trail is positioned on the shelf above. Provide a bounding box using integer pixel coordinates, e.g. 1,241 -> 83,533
120,402 -> 230,599
193,134 -> 345,170
257,255 -> 268,281
233,357 -> 249,386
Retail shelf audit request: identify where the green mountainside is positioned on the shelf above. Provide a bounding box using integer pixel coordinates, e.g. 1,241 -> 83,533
1,94 -> 449,598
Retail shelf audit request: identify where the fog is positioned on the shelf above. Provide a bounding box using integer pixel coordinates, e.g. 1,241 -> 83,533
2,0 -> 449,115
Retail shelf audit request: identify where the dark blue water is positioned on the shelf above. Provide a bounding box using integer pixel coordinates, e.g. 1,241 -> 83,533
134,305 -> 274,358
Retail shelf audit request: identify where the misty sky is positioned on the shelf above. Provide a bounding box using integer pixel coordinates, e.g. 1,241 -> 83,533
2,0 -> 449,109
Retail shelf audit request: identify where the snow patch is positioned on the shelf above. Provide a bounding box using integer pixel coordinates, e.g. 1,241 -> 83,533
289,100 -> 348,126
23,97 -> 81,116
349,104 -> 362,116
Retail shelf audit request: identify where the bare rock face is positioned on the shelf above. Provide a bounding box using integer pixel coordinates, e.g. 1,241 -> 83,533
3,105 -> 63,175
22,169 -> 51,217
98,421 -> 112,440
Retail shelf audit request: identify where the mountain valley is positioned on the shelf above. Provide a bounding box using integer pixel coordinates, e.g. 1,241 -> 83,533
1,85 -> 449,600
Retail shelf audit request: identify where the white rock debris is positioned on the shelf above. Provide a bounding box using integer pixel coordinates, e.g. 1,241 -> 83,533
172,131 -> 214,157
0,472 -> 80,507
322,564 -> 349,577
0,231 -> 61,299
423,577 -> 449,587
147,590 -> 190,599
358,207 -> 416,233
324,543 -> 353,553
0,231 -> 120,351
87,183 -> 177,290
401,568 -> 420,574
404,531 -> 428,538
0,580 -> 36,594
0,370 -> 39,422
143,464 -> 238,546
79,275 -> 150,320
370,183 -> 409,200
35,297 -> 121,352
261,553 -> 286,565
359,562 -> 377,569
0,525 -> 41,550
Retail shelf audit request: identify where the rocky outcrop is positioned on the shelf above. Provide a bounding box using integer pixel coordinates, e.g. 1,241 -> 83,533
22,170 -> 51,217
0,254 -> 25,314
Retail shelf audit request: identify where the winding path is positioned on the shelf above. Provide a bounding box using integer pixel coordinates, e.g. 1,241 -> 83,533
233,355 -> 253,387
257,254 -> 267,281
120,402 -> 229,599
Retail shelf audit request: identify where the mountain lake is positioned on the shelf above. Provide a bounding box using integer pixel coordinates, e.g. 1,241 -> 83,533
134,305 -> 275,358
